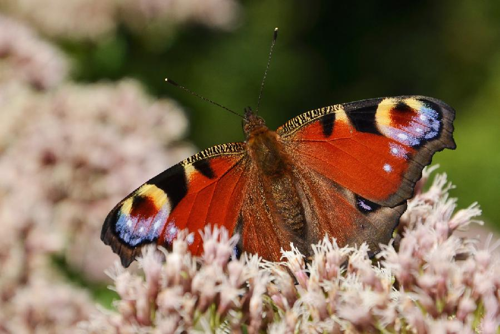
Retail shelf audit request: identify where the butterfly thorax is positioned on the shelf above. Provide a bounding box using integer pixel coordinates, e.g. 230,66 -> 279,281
244,108 -> 287,177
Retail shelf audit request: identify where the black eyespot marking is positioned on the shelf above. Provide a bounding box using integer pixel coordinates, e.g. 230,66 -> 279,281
355,195 -> 381,214
320,113 -> 336,137
150,164 -> 188,210
130,195 -> 157,218
193,159 -> 216,179
345,99 -> 383,135
393,101 -> 414,113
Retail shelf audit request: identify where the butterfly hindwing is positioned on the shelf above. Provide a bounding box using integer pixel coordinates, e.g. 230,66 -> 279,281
292,162 -> 408,255
278,96 -> 456,207
101,143 -> 248,267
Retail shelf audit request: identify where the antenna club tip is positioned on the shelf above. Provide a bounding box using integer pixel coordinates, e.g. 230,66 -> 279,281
165,78 -> 178,86
273,27 -> 278,39
274,27 -> 279,31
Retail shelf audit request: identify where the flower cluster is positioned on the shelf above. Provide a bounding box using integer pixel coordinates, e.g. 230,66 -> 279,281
0,79 -> 193,282
0,16 -> 93,332
1,0 -> 240,40
0,12 -> 196,333
0,14 -> 68,89
82,229 -> 271,333
81,170 -> 500,333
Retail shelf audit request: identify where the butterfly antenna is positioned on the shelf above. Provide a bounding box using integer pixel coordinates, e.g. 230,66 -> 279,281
256,27 -> 278,115
165,78 -> 244,119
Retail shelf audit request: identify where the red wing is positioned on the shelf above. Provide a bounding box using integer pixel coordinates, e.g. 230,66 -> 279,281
278,96 -> 456,207
101,143 -> 249,267
236,169 -> 285,263
237,164 -> 303,263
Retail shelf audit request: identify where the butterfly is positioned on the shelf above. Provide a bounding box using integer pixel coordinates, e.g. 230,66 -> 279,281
102,94 -> 455,267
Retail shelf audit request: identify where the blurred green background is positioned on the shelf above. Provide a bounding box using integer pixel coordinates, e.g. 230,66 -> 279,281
68,0 -> 499,228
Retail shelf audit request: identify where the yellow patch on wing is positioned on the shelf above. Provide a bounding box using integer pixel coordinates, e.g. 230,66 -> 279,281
375,98 -> 398,127
403,97 -> 423,111
335,106 -> 350,124
136,183 -> 168,208
121,197 -> 133,215
120,183 -> 169,217
183,164 -> 196,181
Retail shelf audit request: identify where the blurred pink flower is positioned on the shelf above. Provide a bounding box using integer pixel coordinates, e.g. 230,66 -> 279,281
1,277 -> 95,333
1,0 -> 240,41
0,79 -> 193,282
0,14 -> 68,89
120,0 -> 240,33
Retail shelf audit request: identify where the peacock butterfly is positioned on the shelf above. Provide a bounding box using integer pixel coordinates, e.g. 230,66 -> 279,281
101,30 -> 456,267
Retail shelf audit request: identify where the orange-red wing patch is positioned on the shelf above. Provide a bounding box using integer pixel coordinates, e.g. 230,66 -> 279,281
159,155 -> 249,256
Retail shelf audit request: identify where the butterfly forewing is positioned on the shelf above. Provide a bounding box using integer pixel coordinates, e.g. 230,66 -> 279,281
101,143 -> 249,267
278,96 -> 456,207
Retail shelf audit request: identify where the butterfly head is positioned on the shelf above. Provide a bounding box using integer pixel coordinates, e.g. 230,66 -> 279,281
243,107 -> 267,138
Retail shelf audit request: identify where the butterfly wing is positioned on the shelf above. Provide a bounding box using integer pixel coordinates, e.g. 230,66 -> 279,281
101,143 -> 249,267
276,96 -> 455,250
278,96 -> 455,206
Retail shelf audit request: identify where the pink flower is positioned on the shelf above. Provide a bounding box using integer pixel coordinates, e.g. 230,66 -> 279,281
0,15 -> 68,89
80,170 -> 500,333
2,0 -> 240,41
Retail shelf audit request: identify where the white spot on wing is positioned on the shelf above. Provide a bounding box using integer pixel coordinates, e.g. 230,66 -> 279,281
186,234 -> 194,245
166,221 -> 178,243
397,133 -> 408,140
139,226 -> 145,233
169,225 -> 177,234
383,163 -> 393,173
389,143 -> 407,159
154,220 -> 162,231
